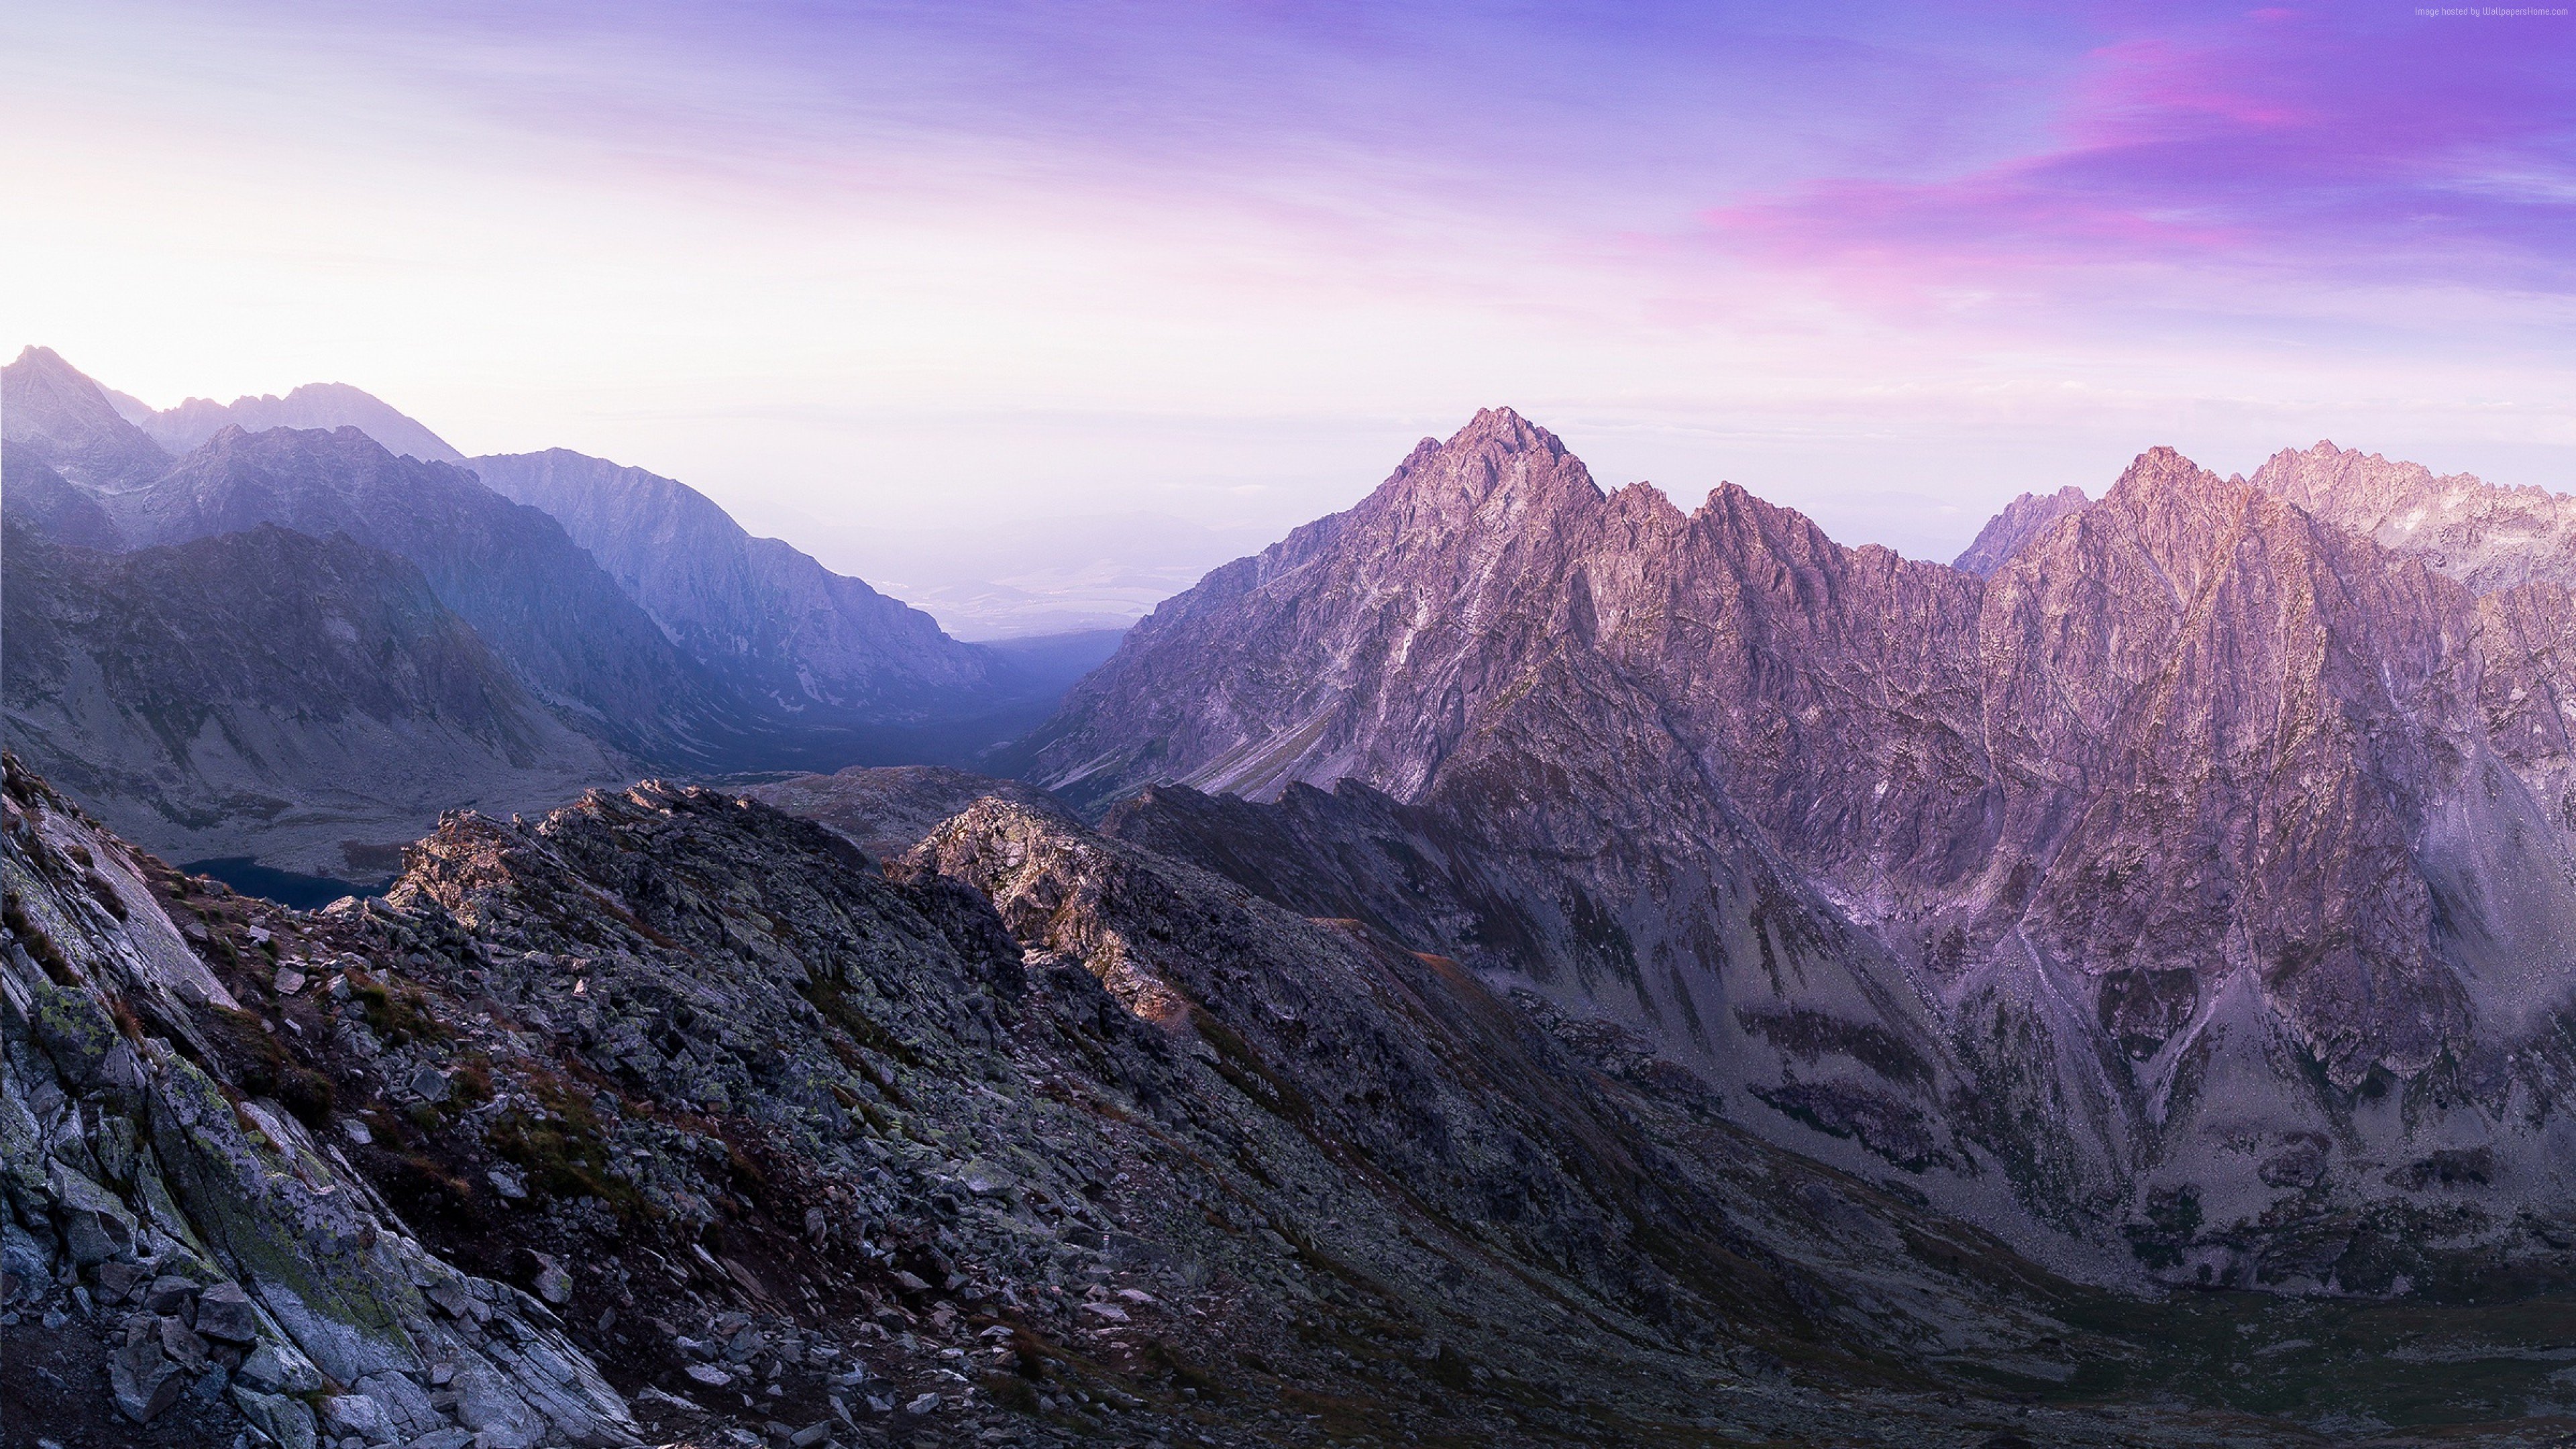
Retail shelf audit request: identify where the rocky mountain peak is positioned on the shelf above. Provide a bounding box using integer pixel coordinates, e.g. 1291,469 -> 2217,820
2247,441 -> 2576,597
1953,484 -> 2090,576
1367,405 -> 1601,528
2251,439 -> 2434,511
0,345 -> 169,492
2078,445 -> 2269,606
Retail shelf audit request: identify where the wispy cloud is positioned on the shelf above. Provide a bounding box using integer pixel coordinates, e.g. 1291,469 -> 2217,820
4,1 -> 2572,576
1701,5 -> 2576,317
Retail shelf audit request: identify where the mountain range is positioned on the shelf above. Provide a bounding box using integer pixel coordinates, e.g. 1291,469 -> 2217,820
1025,407 -> 2576,1297
112,380 -> 471,464
1,346 -> 1115,879
17,374 -> 2576,1443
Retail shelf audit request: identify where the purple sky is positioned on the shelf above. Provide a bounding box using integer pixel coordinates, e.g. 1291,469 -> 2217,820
7,1 -> 2573,631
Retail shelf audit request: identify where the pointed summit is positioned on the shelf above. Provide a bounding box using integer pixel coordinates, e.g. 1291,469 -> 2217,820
2249,439 -> 2573,596
1367,406 -> 1600,528
1448,405 -> 1564,455
0,345 -> 169,492
1953,485 -> 2088,576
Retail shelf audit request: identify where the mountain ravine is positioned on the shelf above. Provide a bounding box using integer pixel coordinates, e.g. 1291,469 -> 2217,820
1026,407 -> 2576,1304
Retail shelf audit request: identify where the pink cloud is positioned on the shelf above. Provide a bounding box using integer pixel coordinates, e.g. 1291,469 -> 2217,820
1701,5 -> 2576,306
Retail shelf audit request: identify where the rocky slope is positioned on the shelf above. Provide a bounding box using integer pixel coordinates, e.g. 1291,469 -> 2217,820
31,752 -> 2571,1446
467,449 -> 999,718
133,383 -> 468,465
1025,409 -> 2576,1294
1,443 -> 125,551
1,520 -> 631,879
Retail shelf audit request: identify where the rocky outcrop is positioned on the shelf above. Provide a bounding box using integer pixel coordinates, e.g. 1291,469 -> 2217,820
1,757 -> 631,1448
1026,410 -> 2576,1290
3,521 -> 631,878
1952,484 -> 2088,575
136,382 -> 468,464
468,450 -> 999,718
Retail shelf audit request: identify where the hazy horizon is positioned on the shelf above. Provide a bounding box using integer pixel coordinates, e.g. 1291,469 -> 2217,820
35,341 -> 2576,640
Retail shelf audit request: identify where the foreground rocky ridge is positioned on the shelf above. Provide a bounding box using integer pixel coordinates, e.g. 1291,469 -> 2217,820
25,753 -> 2520,1446
1026,409 -> 2576,1295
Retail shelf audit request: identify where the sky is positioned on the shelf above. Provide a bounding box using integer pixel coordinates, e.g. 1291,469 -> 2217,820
7,1 -> 2575,635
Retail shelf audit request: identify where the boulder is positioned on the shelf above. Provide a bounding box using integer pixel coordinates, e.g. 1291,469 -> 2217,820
321,1391 -> 397,1444
239,1337 -> 326,1395
195,1280 -> 261,1343
94,1258 -> 150,1304
158,1314 -> 211,1373
50,1166 -> 136,1265
108,1335 -> 183,1423
532,1260 -> 572,1306
233,1385 -> 321,1449
144,1273 -> 199,1316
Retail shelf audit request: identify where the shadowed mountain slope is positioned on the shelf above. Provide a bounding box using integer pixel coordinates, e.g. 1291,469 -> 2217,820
1,520 -> 629,876
102,424 -> 730,762
466,448 -> 998,718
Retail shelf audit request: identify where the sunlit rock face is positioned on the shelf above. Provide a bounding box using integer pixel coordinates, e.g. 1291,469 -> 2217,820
1030,409 -> 2576,1291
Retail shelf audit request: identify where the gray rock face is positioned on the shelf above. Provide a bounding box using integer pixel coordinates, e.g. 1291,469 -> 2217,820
468,449 -> 996,717
1028,409 -> 2576,1287
136,382 -> 468,464
3,519 -> 631,877
2,757 -> 635,1449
